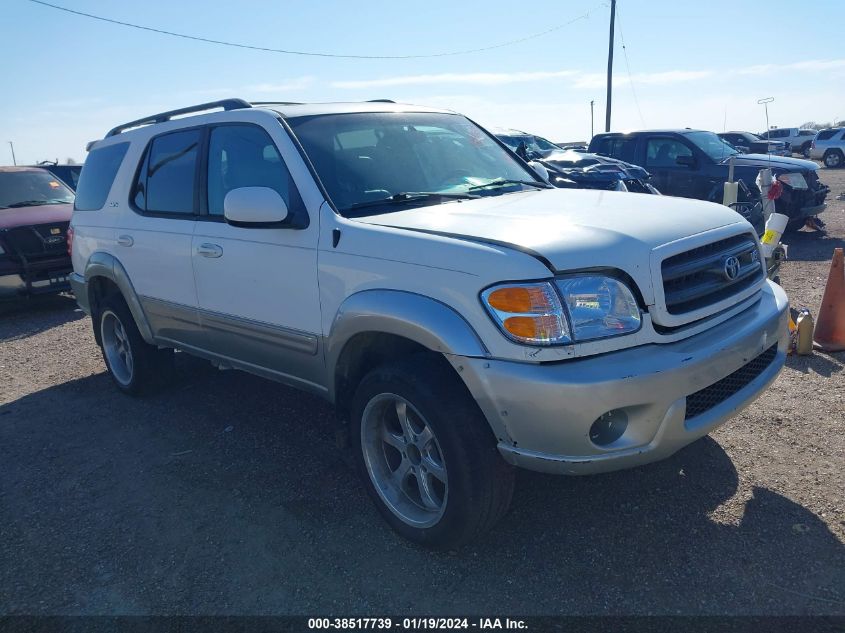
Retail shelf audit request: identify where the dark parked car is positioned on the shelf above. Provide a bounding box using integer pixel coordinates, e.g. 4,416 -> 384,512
496,131 -> 658,194
0,167 -> 74,298
717,131 -> 789,156
589,129 -> 829,231
29,162 -> 83,191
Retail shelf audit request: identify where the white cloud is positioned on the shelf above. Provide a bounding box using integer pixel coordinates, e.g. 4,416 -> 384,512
245,77 -> 315,93
573,70 -> 714,89
332,70 -> 578,89
737,58 -> 845,75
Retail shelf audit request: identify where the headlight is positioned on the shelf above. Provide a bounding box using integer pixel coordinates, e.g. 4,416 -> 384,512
555,276 -> 641,341
481,276 -> 641,346
777,172 -> 808,190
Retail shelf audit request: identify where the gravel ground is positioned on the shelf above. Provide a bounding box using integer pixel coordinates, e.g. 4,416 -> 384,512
1,167 -> 843,616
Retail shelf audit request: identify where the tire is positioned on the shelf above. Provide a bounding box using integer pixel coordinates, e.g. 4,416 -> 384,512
823,150 -> 844,168
97,294 -> 173,395
801,143 -> 811,159
785,217 -> 807,233
351,353 -> 515,549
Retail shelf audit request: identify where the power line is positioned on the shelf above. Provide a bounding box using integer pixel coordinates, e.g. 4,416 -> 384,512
28,0 -> 605,60
615,3 -> 646,128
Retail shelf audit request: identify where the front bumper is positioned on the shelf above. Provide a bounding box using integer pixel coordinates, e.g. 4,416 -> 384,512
456,281 -> 788,475
0,257 -> 72,298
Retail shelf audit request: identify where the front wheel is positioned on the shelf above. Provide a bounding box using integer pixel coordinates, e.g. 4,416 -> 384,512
351,354 -> 514,548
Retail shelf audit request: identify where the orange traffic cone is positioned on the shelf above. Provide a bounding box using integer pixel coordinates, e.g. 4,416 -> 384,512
813,247 -> 845,352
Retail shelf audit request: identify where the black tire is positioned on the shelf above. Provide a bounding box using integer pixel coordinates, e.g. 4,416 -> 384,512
97,294 -> 173,395
823,150 -> 844,169
785,217 -> 807,233
801,142 -> 811,159
351,353 -> 514,549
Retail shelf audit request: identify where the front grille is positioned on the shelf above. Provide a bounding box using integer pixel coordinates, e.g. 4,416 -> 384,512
1,222 -> 68,260
661,234 -> 764,315
684,344 -> 778,420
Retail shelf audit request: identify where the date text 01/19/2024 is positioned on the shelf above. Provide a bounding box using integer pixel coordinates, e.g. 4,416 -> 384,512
307,618 -> 528,630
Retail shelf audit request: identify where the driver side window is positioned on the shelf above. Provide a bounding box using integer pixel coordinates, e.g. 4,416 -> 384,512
646,138 -> 692,168
206,124 -> 302,218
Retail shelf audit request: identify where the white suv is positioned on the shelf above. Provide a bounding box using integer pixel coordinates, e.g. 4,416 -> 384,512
809,128 -> 845,168
759,128 -> 817,157
70,99 -> 788,547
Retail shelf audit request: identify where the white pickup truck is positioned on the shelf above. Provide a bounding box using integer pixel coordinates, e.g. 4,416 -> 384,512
69,100 -> 788,548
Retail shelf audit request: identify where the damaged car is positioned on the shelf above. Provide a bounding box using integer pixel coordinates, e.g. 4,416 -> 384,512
0,167 -> 74,298
495,130 -> 659,194
590,129 -> 829,232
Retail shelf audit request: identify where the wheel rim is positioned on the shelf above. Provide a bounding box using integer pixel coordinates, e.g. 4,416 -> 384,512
361,394 -> 448,528
828,153 -> 842,167
101,310 -> 134,386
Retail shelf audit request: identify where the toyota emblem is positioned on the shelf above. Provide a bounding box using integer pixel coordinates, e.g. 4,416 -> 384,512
723,255 -> 741,281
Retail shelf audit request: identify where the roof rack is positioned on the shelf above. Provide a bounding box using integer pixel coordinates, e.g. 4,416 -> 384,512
105,99 -> 252,137
251,101 -> 303,106
367,99 -> 395,103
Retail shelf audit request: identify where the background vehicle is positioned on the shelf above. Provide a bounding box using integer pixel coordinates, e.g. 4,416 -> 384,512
70,100 -> 788,548
493,128 -> 563,158
717,131 -> 789,156
809,128 -> 845,168
496,131 -> 659,194
31,162 -> 83,191
0,167 -> 74,298
590,129 -> 829,231
759,128 -> 817,158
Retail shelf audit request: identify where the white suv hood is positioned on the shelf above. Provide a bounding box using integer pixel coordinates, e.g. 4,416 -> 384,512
355,188 -> 749,276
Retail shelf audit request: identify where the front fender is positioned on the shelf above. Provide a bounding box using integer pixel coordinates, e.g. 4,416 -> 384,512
84,251 -> 155,344
325,289 -> 488,399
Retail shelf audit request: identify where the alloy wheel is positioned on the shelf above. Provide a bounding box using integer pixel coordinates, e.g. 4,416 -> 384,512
360,394 -> 448,528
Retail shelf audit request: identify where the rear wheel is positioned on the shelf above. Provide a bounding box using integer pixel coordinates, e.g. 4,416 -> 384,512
351,354 -> 514,548
823,150 -> 844,168
98,294 -> 173,395
801,142 -> 811,159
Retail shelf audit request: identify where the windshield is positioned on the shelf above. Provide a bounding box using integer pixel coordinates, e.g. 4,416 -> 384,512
684,131 -> 740,161
287,112 -> 540,215
0,170 -> 75,209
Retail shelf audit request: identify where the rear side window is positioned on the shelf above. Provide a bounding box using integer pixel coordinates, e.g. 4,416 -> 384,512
817,129 -> 839,141
594,136 -> 636,160
133,129 -> 201,215
74,143 -> 129,211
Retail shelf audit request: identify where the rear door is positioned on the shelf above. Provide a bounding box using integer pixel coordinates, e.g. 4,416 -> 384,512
190,122 -> 324,391
643,136 -> 697,197
115,128 -> 203,347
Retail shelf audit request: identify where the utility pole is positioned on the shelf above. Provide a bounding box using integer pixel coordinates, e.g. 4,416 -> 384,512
590,100 -> 595,139
605,0 -> 616,132
8,141 -> 16,166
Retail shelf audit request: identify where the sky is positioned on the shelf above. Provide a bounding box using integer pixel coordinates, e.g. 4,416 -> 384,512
1,0 -> 843,165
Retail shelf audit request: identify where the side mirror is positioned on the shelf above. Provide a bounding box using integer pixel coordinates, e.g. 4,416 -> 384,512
223,187 -> 289,227
675,155 -> 696,167
528,161 -> 550,182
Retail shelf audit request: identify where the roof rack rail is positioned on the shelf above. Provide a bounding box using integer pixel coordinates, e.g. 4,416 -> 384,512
250,101 -> 303,106
367,99 -> 395,103
105,99 -> 252,137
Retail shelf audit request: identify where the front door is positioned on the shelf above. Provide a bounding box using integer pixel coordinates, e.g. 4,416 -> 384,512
191,123 -> 324,392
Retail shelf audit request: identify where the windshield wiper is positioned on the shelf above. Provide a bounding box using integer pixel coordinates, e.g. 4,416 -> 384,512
342,191 -> 479,214
467,178 -> 550,191
6,200 -> 58,208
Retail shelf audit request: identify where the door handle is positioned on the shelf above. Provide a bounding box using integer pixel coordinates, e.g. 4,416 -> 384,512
196,243 -> 223,258
117,234 -> 133,247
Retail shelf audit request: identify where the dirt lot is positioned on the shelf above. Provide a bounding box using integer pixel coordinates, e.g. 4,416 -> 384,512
1,168 -> 844,616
